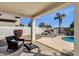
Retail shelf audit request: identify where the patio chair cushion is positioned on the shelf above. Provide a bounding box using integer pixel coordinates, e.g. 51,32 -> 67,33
11,39 -> 16,42
18,41 -> 23,46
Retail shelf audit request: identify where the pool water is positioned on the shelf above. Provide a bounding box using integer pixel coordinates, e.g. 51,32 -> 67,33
62,37 -> 74,43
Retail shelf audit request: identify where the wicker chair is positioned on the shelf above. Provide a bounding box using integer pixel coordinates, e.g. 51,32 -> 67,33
6,30 -> 24,51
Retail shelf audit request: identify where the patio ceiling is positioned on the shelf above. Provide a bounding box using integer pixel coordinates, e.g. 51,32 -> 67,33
0,2 -> 71,18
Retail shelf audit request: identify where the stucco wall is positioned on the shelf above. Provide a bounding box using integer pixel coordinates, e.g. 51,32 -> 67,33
0,22 -> 15,26
0,12 -> 16,26
0,12 -> 16,20
74,3 -> 79,56
0,27 -> 46,40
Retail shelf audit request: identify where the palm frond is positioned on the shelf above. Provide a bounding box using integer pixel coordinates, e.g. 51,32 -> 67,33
62,14 -> 66,17
56,12 -> 60,16
54,17 -> 59,20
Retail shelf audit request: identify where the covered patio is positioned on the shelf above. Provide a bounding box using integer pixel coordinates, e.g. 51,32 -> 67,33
0,2 -> 74,56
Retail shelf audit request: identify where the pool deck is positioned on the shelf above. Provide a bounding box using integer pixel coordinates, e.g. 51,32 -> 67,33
36,36 -> 74,54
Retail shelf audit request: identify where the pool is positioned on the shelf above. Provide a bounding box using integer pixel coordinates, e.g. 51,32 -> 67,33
62,37 -> 74,43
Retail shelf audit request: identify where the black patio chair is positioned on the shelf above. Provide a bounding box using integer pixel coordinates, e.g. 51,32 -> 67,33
6,36 -> 24,51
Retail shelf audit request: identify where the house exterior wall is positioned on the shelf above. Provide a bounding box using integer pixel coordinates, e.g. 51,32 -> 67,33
0,22 -> 15,26
0,12 -> 16,26
0,12 -> 16,20
0,12 -> 17,40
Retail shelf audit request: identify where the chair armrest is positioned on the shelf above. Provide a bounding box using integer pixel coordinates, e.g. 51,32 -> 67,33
17,39 -> 24,41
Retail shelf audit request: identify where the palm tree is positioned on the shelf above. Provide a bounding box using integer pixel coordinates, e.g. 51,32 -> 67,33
70,22 -> 74,28
70,22 -> 74,35
54,12 -> 66,35
46,24 -> 52,29
39,22 -> 46,28
28,21 -> 32,27
20,23 -> 24,27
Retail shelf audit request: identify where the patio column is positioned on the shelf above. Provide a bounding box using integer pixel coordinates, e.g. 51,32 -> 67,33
31,17 -> 36,43
74,3 -> 79,56
15,16 -> 20,27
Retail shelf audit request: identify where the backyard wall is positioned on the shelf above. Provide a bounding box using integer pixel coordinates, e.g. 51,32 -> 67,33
0,27 -> 46,40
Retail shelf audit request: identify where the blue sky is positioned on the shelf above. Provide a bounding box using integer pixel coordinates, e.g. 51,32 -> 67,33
20,4 -> 74,28
20,17 -> 31,26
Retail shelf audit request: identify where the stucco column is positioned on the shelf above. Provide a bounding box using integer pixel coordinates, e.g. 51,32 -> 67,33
31,17 -> 36,43
74,3 -> 79,56
15,16 -> 20,27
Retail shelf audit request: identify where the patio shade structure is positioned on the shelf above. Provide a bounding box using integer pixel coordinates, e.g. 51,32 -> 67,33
0,2 -> 71,42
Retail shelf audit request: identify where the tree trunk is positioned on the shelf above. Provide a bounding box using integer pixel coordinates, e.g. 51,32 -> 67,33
59,19 -> 62,35
58,21 -> 60,35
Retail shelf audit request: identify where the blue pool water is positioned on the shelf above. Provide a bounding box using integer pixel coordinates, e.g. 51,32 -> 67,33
62,37 -> 74,43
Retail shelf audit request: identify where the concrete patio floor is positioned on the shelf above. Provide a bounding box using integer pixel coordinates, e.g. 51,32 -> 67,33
20,36 -> 74,56
0,35 -> 74,56
36,36 -> 74,53
20,41 -> 60,56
